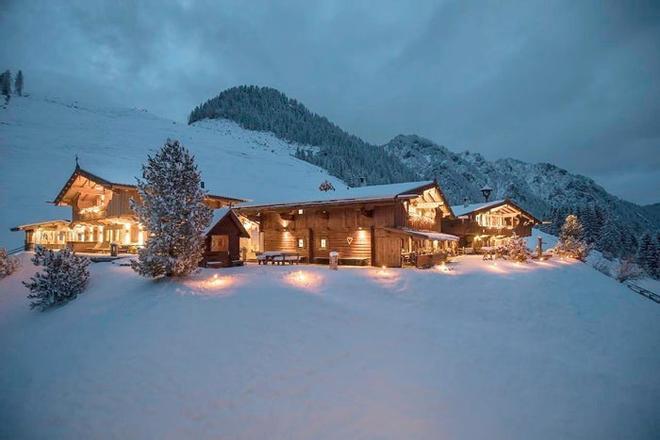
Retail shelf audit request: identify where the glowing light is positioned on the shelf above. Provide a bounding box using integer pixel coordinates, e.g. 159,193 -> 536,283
285,270 -> 322,291
434,262 -> 450,273
182,273 -> 236,295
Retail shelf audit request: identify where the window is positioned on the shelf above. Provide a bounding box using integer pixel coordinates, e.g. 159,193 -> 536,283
298,238 -> 305,248
211,235 -> 229,252
320,238 -> 327,249
298,209 -> 304,215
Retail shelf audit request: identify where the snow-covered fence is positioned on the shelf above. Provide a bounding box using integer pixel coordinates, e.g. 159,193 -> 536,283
625,283 -> 660,304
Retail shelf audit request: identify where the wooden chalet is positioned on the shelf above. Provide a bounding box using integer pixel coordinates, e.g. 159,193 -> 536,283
236,180 -> 460,267
443,199 -> 541,249
12,164 -> 246,253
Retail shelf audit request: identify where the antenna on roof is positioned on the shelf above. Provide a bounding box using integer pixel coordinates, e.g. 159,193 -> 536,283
75,154 -> 80,169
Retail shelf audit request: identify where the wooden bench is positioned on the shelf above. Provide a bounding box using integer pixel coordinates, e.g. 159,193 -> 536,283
257,251 -> 302,265
313,257 -> 369,266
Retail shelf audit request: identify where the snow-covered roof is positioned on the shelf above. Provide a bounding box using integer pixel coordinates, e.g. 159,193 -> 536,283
204,207 -> 231,234
451,200 -> 506,217
386,227 -> 460,241
11,219 -> 71,230
204,207 -> 250,238
242,180 -> 436,209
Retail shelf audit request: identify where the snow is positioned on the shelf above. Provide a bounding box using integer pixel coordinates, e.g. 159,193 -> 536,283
241,180 -> 435,208
0,94 -> 346,248
204,207 -> 231,234
1,254 -> 659,439
451,199 -> 506,217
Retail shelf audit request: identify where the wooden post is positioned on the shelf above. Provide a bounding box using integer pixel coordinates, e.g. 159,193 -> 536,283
537,236 -> 543,259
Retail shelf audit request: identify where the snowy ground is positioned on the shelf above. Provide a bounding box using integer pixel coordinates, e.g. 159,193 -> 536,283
1,255 -> 659,439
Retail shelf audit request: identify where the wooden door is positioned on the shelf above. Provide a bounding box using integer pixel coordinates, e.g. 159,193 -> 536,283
375,236 -> 403,267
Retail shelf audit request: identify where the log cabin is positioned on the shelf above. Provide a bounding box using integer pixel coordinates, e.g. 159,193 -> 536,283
12,164 -> 246,253
235,180 -> 460,267
442,199 -> 541,249
202,208 -> 250,267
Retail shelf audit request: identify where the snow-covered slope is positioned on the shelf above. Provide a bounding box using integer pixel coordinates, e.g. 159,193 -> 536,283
1,255 -> 659,439
0,95 -> 345,248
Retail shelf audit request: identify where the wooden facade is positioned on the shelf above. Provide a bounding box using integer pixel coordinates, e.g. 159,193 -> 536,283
443,199 -> 540,248
13,165 -> 245,253
237,181 -> 459,267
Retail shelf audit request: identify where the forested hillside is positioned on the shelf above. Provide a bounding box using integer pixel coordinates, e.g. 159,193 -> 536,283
189,86 -> 416,186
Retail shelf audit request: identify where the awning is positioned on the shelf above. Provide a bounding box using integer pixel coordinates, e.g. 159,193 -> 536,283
384,227 -> 459,242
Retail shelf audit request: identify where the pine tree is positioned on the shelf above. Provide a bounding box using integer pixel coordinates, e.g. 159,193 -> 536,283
0,248 -> 20,278
596,215 -> 621,258
23,246 -> 90,310
1,70 -> 11,103
636,232 -> 659,279
556,214 -> 589,260
131,139 -> 212,278
505,232 -> 531,262
14,70 -> 23,96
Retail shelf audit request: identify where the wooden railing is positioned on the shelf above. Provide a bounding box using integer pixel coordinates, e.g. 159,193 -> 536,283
6,246 -> 24,255
626,283 -> 660,304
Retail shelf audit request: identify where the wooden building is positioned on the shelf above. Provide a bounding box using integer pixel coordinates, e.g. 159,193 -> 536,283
12,164 -> 245,253
236,180 -> 460,267
443,199 -> 541,249
202,208 -> 250,267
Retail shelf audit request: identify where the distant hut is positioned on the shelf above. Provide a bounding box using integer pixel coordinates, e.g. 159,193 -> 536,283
202,208 -> 250,267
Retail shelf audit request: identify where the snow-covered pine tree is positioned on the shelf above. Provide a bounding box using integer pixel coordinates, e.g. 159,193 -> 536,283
131,139 -> 212,278
0,248 -> 20,278
1,70 -> 11,103
556,214 -> 589,260
597,215 -> 621,258
319,180 -> 335,192
23,246 -> 90,310
615,258 -> 642,282
504,232 -> 530,262
14,70 -> 23,96
636,232 -> 659,279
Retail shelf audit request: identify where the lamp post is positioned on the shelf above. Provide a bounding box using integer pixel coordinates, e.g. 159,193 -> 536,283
480,186 -> 493,202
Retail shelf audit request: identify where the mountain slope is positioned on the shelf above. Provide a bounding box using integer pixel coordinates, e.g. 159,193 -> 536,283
384,134 -> 658,255
189,86 -> 417,186
0,94 -> 346,248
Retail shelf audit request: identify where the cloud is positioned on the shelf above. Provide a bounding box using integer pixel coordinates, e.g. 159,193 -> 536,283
0,0 -> 658,203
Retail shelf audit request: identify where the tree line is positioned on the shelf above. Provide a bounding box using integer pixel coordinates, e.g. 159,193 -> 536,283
188,85 -> 417,186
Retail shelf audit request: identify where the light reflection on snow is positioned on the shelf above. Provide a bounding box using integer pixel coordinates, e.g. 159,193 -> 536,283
180,273 -> 237,296
284,270 -> 323,292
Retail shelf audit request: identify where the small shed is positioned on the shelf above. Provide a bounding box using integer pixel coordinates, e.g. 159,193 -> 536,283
202,208 -> 250,267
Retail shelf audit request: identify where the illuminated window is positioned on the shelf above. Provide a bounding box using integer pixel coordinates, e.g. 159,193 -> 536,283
298,238 -> 305,248
298,209 -> 304,215
211,235 -> 229,252
320,238 -> 327,249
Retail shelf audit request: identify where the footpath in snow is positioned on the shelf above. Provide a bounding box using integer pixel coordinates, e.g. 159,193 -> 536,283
1,255 -> 659,439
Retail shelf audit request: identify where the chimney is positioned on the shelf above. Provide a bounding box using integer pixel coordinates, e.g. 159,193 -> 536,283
358,176 -> 367,187
463,197 -> 469,208
480,185 -> 493,202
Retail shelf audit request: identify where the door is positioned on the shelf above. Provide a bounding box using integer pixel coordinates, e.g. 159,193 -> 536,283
375,236 -> 403,267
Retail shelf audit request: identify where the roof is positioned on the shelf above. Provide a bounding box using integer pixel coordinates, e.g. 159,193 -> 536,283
450,198 -> 541,223
52,166 -> 247,206
204,208 -> 250,238
451,200 -> 506,217
239,180 -> 441,211
11,219 -> 71,231
384,227 -> 460,242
